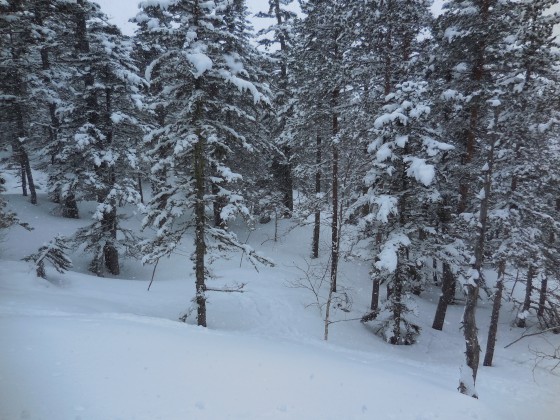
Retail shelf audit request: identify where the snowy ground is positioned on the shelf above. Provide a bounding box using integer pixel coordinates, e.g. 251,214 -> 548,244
1,172 -> 559,420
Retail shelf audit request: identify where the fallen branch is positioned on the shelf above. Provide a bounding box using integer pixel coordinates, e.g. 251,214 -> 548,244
206,283 -> 246,293
504,326 -> 560,349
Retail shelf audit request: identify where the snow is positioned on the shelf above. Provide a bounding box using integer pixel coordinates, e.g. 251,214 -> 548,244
185,51 -> 213,78
405,157 -> 436,186
372,194 -> 399,223
375,232 -> 411,273
1,179 -> 559,420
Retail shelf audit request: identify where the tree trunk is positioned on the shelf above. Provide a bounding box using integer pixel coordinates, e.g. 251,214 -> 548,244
62,193 -> 79,219
517,264 -> 534,328
137,175 -> 144,205
194,126 -> 207,327
312,133 -> 321,258
281,146 -> 294,216
460,136 -> 494,398
13,103 -> 37,204
432,262 -> 455,330
483,260 -> 505,367
459,284 -> 480,398
370,275 -> 380,312
20,162 -> 27,196
273,0 -> 293,216
330,90 -> 339,293
391,265 -> 404,344
537,273 -> 547,318
103,239 -> 120,275
212,179 -> 225,228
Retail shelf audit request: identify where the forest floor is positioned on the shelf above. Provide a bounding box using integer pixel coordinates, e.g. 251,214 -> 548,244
1,170 -> 559,420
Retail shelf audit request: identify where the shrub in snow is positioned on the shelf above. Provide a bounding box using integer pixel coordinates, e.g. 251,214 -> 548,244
24,235 -> 72,279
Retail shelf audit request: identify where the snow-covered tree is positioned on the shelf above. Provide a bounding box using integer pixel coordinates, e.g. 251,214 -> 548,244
24,234 -> 72,279
0,0 -> 38,204
138,0 -> 273,327
256,0 -> 298,215
54,1 -> 145,275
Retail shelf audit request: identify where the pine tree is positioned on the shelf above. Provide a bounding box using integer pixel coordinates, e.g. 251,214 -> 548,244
138,0 -> 273,327
55,1 -> 145,275
0,0 -> 38,204
256,0 -> 298,215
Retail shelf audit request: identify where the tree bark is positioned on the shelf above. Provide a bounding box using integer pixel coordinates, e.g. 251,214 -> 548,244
13,103 -> 37,204
517,265 -> 534,328
273,0 -> 294,215
432,262 -> 455,330
330,89 -> 339,293
312,133 -> 321,258
459,134 -> 494,398
370,275 -> 380,312
537,274 -> 547,318
20,162 -> 27,197
194,127 -> 207,327
483,260 -> 505,366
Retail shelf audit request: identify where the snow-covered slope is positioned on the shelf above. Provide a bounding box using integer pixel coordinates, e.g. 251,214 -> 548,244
1,180 -> 559,420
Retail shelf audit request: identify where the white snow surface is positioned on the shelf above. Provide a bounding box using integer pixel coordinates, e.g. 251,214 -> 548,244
1,175 -> 559,420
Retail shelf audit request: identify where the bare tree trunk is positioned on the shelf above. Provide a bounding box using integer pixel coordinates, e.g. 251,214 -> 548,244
432,263 -> 455,330
272,0 -> 293,215
101,85 -> 119,276
312,133 -> 321,258
212,179 -> 225,228
137,176 -> 144,205
517,265 -> 534,328
324,276 -> 334,341
538,273 -> 547,318
62,193 -> 79,219
13,104 -> 37,204
370,275 -> 380,312
194,126 -> 207,327
483,260 -> 505,366
330,90 -> 339,293
20,162 -> 27,196
459,138 -> 494,399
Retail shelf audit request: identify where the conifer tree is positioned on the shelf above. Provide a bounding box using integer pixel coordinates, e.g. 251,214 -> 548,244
0,0 -> 38,204
57,1 -> 145,275
138,0 -> 273,327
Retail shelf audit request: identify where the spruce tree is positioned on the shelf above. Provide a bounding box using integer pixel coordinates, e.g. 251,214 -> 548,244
138,0 -> 273,327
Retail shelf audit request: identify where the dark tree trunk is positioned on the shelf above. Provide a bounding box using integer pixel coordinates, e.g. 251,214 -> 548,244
330,89 -> 339,293
483,260 -> 505,367
312,134 -> 321,259
62,193 -> 79,219
137,176 -> 144,204
271,0 -> 293,216
21,162 -> 27,196
432,262 -> 455,330
194,128 -> 207,327
517,265 -> 534,328
104,239 -> 119,275
282,148 -> 294,215
460,139 -> 493,398
537,274 -> 547,318
13,103 -> 37,204
391,265 -> 404,344
370,276 -> 380,312
100,81 -> 119,275
459,284 -> 480,398
212,180 -> 224,228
